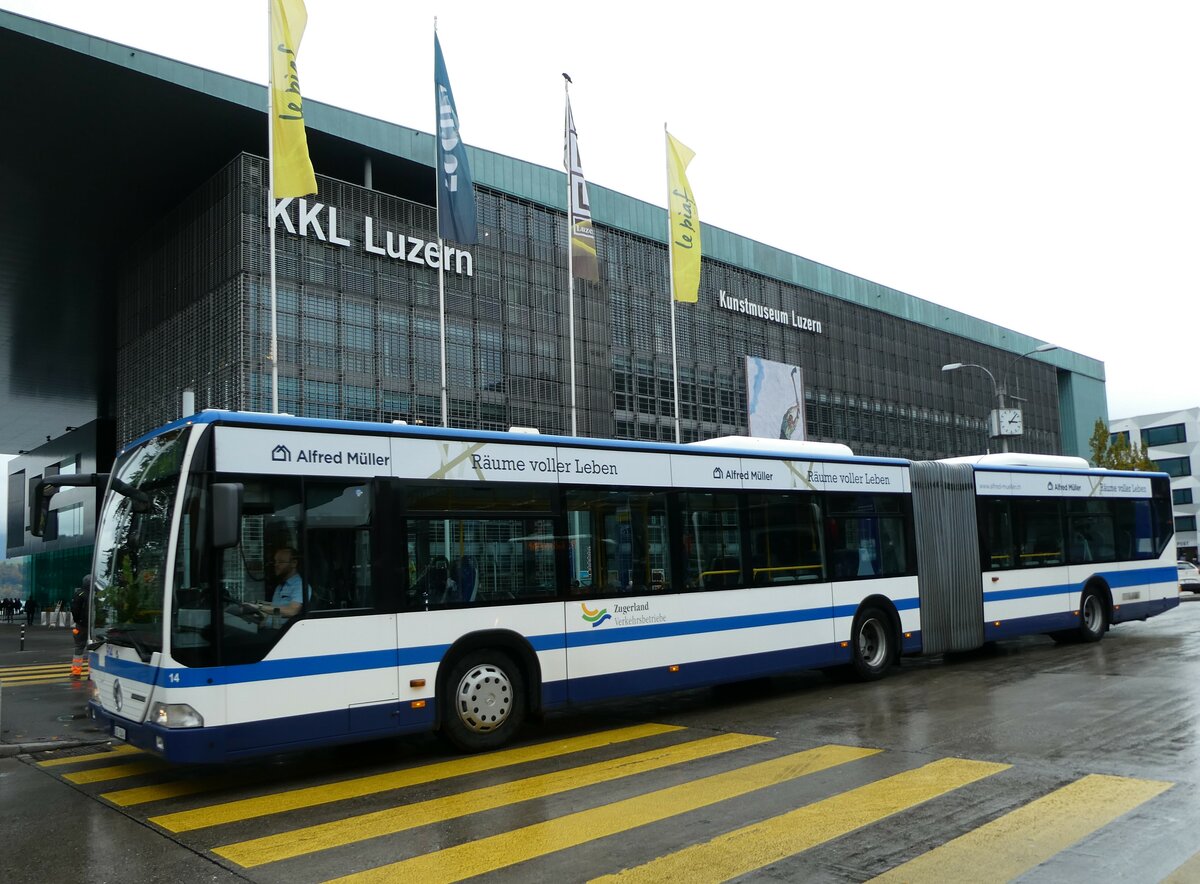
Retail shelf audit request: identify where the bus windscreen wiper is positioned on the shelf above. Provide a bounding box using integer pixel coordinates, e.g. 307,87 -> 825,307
104,627 -> 153,662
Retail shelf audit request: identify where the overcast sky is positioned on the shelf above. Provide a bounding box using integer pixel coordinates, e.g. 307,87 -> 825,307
2,0 -> 1196,425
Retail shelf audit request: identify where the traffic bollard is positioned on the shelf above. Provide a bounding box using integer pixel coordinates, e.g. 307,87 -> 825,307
20,624 -> 25,651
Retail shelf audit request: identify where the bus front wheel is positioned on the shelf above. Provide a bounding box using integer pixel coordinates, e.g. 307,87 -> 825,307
441,650 -> 526,752
850,605 -> 895,681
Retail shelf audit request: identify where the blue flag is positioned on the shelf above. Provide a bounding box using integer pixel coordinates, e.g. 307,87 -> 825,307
434,34 -> 478,244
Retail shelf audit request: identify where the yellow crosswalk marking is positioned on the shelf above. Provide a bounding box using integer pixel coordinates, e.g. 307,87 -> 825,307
102,777 -> 234,808
325,743 -> 881,884
216,731 -> 772,868
0,662 -> 87,686
867,773 -> 1172,883
0,663 -> 81,675
151,722 -> 683,833
593,757 -> 1009,883
37,744 -> 143,767
64,759 -> 169,785
1163,849 -> 1200,883
1,675 -> 87,686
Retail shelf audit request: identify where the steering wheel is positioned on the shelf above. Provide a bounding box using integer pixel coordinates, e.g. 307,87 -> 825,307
225,601 -> 265,624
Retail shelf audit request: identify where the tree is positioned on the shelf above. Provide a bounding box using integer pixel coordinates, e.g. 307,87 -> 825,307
1089,419 -> 1157,470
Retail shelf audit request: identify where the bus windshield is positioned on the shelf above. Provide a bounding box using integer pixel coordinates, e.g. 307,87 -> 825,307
91,428 -> 189,660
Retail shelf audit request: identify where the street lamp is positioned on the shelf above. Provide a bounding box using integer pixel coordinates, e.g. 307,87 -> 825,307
942,343 -> 1058,453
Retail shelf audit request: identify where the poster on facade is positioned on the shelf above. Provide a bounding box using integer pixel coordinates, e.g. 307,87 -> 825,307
745,356 -> 806,441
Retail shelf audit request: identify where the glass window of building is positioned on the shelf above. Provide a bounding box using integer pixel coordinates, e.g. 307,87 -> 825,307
55,503 -> 85,538
1158,457 -> 1192,478
1142,424 -> 1186,447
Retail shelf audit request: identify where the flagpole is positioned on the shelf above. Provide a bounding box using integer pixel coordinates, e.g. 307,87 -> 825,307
665,124 -> 682,444
267,0 -> 280,415
433,25 -> 478,432
565,77 -> 578,437
434,19 -> 449,428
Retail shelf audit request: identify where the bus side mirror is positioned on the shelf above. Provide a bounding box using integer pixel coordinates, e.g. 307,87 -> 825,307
211,482 -> 244,550
28,473 -> 112,538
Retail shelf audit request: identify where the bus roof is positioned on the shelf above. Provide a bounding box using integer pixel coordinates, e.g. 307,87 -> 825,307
130,411 -> 1166,480
938,452 -> 1169,480
121,409 -> 910,468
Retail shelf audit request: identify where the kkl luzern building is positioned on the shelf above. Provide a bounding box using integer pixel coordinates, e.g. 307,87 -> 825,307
1,12 -> 1109,590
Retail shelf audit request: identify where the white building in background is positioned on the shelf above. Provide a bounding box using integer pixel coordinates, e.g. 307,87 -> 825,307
1109,408 -> 1200,562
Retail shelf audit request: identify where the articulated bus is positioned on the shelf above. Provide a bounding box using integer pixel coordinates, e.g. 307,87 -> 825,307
42,411 -> 1177,763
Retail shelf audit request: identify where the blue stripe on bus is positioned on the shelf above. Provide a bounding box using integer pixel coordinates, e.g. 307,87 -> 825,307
566,643 -> 851,703
89,698 -> 437,764
88,653 -> 163,684
89,568 -> 1168,689
563,600 -> 918,649
985,584 -> 1074,603
984,611 -> 1079,640
91,647 -> 444,688
89,598 -> 922,688
982,594 -> 1179,640
982,566 -> 1176,604
1102,566 -> 1176,587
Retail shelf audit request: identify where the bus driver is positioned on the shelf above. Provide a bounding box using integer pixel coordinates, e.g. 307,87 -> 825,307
246,546 -> 306,627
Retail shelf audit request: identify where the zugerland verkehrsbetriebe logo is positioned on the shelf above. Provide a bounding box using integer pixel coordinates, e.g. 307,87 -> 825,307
580,601 -> 667,628
580,603 -> 611,627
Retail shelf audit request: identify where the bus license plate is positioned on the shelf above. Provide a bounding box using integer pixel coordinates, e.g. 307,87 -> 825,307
113,725 -> 126,741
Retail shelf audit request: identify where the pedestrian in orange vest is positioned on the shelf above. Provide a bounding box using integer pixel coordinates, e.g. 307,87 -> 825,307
70,574 -> 91,678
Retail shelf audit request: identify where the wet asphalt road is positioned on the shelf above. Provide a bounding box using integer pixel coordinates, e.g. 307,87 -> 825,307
3,598 -> 1200,883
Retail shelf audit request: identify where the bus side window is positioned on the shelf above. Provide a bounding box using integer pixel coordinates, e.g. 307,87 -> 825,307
305,482 -> 373,612
1067,500 -> 1116,565
748,492 -> 824,585
565,489 -> 671,595
981,498 -> 1015,570
407,516 -> 558,607
1114,498 -> 1156,560
1015,498 -> 1063,567
679,492 -> 742,590
217,476 -> 303,665
824,493 -> 911,580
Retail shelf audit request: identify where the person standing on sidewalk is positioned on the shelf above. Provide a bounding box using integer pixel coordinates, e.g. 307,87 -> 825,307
25,596 -> 37,626
70,575 -> 90,677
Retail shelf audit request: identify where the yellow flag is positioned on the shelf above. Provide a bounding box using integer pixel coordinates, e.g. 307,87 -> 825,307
270,0 -> 317,198
667,132 -> 700,303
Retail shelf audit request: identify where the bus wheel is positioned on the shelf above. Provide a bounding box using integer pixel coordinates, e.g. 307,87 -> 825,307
441,650 -> 526,752
1078,588 -> 1109,643
851,605 -> 894,681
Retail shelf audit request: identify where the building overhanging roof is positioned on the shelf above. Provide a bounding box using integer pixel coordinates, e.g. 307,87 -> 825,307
0,10 -> 1102,453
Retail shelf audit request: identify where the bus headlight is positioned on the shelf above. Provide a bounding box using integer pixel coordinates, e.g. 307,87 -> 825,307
150,703 -> 204,728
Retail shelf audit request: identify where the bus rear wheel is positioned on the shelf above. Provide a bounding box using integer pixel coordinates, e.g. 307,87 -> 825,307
850,605 -> 895,681
1078,587 -> 1109,643
441,650 -> 526,753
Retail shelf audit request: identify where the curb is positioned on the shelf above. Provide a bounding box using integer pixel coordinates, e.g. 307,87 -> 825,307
0,737 -> 112,758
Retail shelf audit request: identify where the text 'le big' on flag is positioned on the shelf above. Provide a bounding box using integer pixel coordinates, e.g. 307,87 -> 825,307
434,33 -> 478,245
565,95 -> 599,282
667,131 -> 700,303
269,0 -> 317,199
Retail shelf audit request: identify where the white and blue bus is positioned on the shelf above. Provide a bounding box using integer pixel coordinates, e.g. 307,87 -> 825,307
38,411 -> 1177,763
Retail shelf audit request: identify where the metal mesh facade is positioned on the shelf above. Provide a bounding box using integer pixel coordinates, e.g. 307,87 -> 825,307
116,161 -> 246,441
115,153 -> 1061,458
